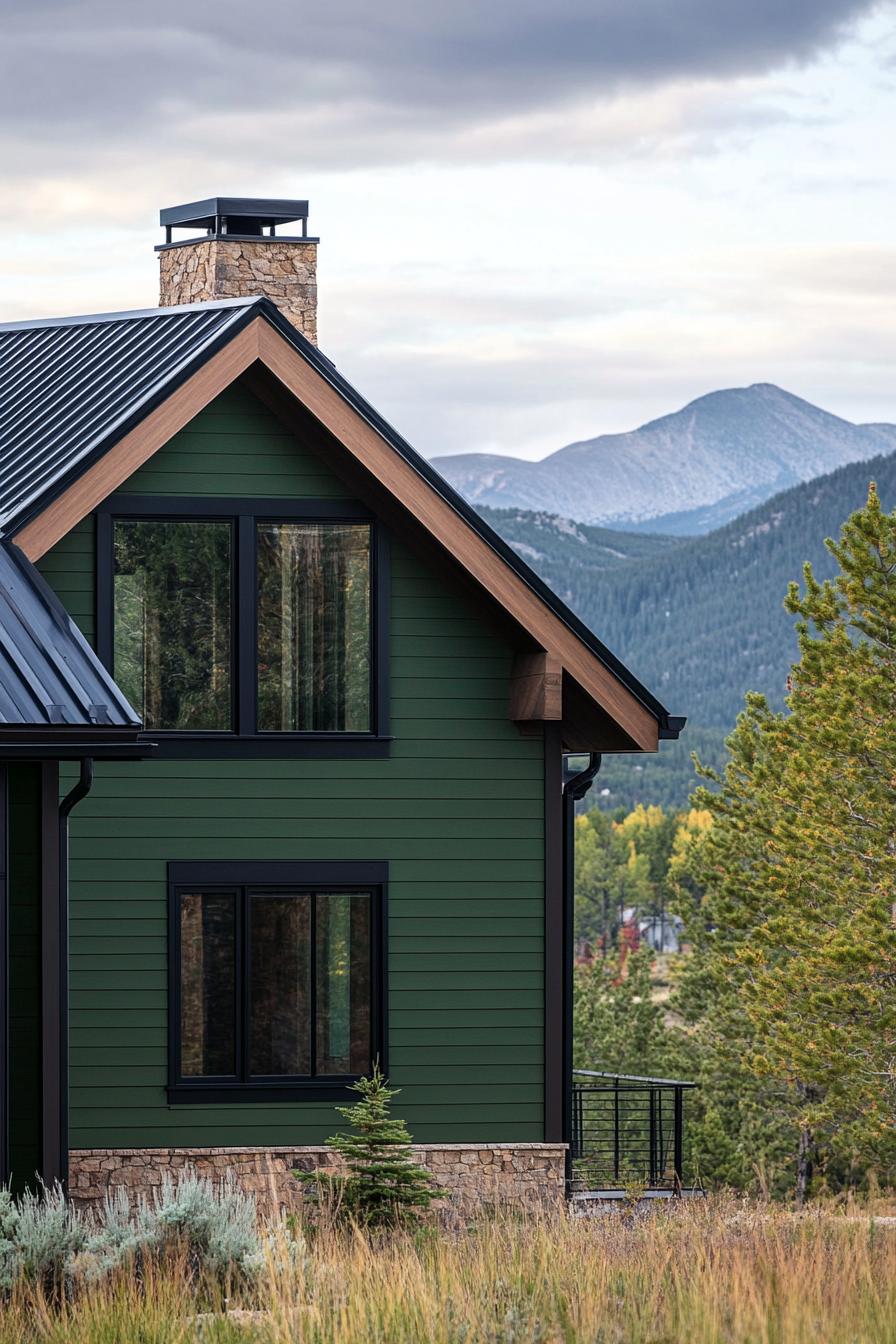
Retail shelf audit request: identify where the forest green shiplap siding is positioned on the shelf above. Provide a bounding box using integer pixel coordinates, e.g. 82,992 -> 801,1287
37,381 -> 545,1148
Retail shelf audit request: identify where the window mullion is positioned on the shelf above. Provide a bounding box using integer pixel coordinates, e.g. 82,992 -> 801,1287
236,516 -> 257,735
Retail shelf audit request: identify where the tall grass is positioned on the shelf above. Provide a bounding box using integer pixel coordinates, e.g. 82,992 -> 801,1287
0,1196 -> 893,1343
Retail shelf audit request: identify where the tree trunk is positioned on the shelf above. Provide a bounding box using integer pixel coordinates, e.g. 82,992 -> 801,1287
795,1123 -> 813,1207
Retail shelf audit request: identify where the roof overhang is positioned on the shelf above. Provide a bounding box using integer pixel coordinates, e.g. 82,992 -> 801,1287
0,541 -> 145,750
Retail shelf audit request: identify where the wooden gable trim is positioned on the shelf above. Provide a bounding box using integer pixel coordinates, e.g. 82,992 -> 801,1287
13,315 -> 659,751
253,323 -> 658,750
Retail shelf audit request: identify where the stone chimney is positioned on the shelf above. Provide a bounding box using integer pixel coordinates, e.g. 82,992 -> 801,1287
157,197 -> 318,344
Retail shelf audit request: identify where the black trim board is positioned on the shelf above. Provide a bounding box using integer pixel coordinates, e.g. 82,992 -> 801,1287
543,725 -> 564,1144
0,767 -> 7,1186
169,861 -> 389,885
39,761 -> 63,1186
167,860 -> 388,1103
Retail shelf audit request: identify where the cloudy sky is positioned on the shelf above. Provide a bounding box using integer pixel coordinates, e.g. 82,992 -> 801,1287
1,0 -> 894,459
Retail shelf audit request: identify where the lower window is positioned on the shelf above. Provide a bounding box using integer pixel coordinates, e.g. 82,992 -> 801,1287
168,861 -> 386,1100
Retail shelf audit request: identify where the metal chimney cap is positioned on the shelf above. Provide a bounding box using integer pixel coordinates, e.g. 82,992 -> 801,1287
160,197 -> 309,230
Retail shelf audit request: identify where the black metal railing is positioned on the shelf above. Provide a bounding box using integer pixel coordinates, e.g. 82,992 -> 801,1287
570,1070 -> 697,1194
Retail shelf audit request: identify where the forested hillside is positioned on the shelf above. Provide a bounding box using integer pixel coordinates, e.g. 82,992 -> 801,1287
483,449 -> 896,808
477,508 -> 678,581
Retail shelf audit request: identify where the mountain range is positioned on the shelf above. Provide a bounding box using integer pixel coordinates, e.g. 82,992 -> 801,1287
435,384 -> 896,534
479,446 -> 896,810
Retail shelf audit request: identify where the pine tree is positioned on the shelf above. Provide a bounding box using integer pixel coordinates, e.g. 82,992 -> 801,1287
684,485 -> 896,1196
301,1066 -> 436,1226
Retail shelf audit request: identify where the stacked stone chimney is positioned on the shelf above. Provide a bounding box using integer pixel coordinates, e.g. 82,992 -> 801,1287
157,197 -> 318,344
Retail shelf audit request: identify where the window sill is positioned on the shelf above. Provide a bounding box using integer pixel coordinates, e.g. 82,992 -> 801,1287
142,734 -> 393,760
167,1082 -> 362,1105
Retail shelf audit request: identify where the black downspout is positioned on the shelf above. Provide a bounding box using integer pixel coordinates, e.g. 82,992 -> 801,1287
561,752 -> 601,1187
0,767 -> 7,1189
56,758 -> 94,1192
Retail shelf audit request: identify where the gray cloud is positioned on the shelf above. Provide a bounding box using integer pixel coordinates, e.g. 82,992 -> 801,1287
0,0 -> 879,159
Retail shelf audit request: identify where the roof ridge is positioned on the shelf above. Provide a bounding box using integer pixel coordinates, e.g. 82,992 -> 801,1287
0,296 -> 262,333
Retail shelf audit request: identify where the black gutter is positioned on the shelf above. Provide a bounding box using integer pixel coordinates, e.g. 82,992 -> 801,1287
54,757 -> 94,1191
0,741 -> 151,759
561,753 -> 602,1186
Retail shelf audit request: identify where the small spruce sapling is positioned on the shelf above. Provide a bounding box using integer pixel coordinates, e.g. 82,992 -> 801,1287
297,1065 -> 436,1225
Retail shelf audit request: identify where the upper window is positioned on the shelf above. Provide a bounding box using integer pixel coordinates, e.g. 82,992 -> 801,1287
168,860 -> 386,1099
256,522 -> 370,732
114,519 -> 233,730
101,500 -> 385,748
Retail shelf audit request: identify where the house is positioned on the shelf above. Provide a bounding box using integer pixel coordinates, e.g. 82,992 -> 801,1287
637,913 -> 685,955
0,198 -> 684,1210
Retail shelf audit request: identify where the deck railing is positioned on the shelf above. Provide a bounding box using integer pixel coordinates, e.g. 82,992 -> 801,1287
570,1070 -> 697,1194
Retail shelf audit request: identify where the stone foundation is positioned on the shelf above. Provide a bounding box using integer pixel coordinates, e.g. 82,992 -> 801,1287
69,1144 -> 566,1218
158,238 -> 318,344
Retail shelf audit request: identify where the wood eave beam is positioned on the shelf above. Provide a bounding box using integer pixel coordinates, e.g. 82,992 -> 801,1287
510,652 -> 562,724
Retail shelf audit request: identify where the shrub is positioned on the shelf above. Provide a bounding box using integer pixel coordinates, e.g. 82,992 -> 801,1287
297,1065 -> 437,1226
141,1171 -> 260,1280
0,1173 -> 262,1293
0,1184 -> 87,1294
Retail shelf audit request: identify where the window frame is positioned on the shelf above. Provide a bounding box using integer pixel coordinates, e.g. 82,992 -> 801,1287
167,860 -> 388,1103
97,496 -> 391,758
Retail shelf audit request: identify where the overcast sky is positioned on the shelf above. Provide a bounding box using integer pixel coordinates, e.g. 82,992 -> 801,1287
1,0 -> 894,459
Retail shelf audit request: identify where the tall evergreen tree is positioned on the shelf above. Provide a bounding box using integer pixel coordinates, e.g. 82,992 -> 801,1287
684,486 -> 896,1196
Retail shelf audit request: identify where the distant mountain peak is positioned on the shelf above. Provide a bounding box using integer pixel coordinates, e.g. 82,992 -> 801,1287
431,384 -> 896,535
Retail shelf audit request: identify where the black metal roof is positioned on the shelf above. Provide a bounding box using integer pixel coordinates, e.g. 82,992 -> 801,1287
0,299 -> 255,536
160,197 -> 309,230
0,542 -> 144,752
0,294 -> 684,741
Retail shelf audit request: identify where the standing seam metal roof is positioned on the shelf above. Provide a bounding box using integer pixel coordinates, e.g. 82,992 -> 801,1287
0,541 -> 140,734
0,299 -> 256,535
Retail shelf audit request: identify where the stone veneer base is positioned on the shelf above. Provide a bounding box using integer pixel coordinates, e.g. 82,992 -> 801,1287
69,1144 -> 567,1218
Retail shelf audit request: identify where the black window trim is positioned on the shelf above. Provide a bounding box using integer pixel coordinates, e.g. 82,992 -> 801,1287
97,495 -> 391,759
167,859 -> 388,1104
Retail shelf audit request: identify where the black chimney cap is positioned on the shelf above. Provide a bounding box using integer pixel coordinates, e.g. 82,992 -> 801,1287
159,197 -> 312,244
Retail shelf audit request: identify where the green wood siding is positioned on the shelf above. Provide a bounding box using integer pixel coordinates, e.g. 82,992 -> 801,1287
38,380 -> 545,1148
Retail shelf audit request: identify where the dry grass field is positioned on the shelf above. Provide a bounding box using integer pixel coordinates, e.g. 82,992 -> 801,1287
0,1195 -> 894,1344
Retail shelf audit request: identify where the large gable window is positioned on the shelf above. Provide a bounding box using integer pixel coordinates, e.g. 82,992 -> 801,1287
168,861 -> 386,1101
99,498 -> 388,755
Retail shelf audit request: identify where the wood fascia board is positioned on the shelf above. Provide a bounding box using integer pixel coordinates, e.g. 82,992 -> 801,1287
255,322 -> 659,750
13,321 -> 263,562
510,652 -> 562,722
